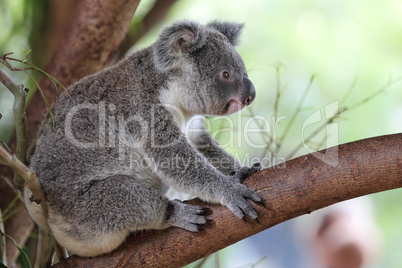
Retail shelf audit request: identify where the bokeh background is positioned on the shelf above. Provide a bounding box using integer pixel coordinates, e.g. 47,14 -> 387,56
1,0 -> 401,267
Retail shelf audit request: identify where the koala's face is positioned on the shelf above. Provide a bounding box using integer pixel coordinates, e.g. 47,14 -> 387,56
190,31 -> 256,116
154,21 -> 256,116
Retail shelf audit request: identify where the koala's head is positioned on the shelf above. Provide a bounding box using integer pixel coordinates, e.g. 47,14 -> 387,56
153,20 -> 256,116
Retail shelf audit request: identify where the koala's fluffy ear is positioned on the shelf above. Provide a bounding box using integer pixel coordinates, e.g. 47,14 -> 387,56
153,21 -> 207,72
207,21 -> 244,46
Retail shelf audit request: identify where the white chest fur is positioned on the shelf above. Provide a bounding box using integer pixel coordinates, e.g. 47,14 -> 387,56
158,84 -> 205,201
158,83 -> 206,140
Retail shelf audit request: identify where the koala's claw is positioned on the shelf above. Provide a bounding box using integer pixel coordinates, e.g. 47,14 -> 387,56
166,200 -> 209,232
254,199 -> 266,208
231,163 -> 261,183
242,215 -> 262,225
198,207 -> 213,216
251,163 -> 261,172
224,183 -> 261,220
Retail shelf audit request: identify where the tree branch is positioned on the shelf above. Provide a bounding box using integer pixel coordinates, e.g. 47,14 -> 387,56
0,69 -> 27,190
0,144 -> 47,212
55,133 -> 401,267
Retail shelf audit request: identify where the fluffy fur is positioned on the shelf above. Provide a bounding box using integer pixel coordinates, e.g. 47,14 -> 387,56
25,20 -> 260,257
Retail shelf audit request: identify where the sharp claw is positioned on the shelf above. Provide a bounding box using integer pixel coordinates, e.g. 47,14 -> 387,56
242,216 -> 247,222
200,207 -> 212,216
255,200 -> 266,208
197,226 -> 205,232
255,218 -> 261,225
252,163 -> 261,172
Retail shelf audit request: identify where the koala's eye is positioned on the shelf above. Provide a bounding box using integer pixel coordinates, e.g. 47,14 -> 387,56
222,71 -> 230,80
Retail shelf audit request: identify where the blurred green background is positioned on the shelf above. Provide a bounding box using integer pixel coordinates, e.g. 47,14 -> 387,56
1,0 -> 401,267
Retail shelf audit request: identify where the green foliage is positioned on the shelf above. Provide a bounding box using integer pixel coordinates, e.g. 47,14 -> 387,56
0,230 -> 32,268
22,48 -> 32,62
0,192 -> 30,268
1,193 -> 22,224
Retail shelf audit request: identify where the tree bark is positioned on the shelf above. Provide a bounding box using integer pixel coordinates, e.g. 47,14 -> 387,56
115,0 -> 177,60
55,133 -> 401,268
0,0 -> 140,264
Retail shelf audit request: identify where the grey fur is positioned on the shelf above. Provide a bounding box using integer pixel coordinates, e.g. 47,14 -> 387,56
207,21 -> 244,46
24,20 -> 260,257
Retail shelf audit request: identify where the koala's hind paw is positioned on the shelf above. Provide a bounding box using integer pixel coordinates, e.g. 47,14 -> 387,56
165,200 -> 210,232
230,163 -> 261,183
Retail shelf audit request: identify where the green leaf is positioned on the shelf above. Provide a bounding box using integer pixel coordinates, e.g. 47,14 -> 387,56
22,48 -> 32,62
0,231 -> 31,268
29,64 -> 69,95
16,246 -> 31,268
0,193 -> 21,223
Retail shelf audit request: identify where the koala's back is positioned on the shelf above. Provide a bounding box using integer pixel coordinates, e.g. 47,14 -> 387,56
29,47 -> 166,212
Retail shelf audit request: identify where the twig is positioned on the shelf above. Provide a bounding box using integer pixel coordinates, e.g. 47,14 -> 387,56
277,74 -> 315,153
214,252 -> 220,268
0,69 -> 27,190
1,53 -> 69,95
39,232 -> 54,268
346,76 -> 402,112
247,107 -> 272,161
255,64 -> 288,161
286,76 -> 402,160
0,208 -> 6,266
0,192 -> 23,223
0,145 -> 47,214
21,69 -> 55,129
273,65 -> 281,124
270,64 -> 283,154
340,76 -> 359,104
34,227 -> 42,268
194,255 -> 210,268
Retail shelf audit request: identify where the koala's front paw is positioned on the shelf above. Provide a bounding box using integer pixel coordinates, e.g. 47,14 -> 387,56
165,200 -> 211,232
230,163 -> 261,183
223,183 -> 262,221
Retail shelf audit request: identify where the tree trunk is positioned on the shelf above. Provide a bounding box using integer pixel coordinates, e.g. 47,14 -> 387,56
0,0 -> 140,264
55,133 -> 401,268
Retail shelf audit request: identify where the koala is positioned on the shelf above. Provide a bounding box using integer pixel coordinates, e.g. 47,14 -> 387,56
24,20 -> 263,257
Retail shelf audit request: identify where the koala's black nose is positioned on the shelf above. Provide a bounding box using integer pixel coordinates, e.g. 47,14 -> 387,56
243,75 -> 256,106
